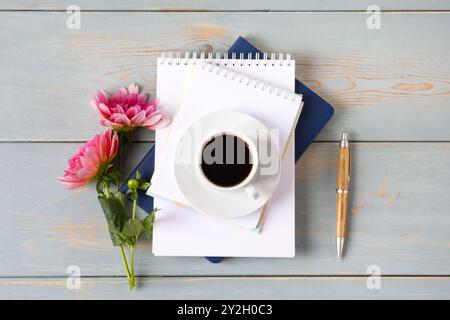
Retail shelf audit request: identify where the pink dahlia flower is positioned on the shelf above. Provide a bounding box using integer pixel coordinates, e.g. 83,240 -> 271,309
91,83 -> 169,132
58,130 -> 119,189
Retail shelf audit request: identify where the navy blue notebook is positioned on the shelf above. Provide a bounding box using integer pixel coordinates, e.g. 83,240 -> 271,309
120,36 -> 334,264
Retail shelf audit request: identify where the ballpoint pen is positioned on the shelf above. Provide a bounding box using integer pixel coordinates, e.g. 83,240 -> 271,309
336,131 -> 350,261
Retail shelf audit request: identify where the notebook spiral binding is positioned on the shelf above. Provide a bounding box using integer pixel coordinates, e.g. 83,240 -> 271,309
159,51 -> 293,66
158,52 -> 301,103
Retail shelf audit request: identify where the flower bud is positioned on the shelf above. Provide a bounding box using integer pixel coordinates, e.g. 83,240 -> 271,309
127,179 -> 139,190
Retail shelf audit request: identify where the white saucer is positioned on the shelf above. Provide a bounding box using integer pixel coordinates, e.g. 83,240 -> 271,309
173,111 -> 281,219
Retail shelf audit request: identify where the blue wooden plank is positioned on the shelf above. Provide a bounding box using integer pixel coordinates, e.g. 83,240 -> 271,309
1,1 -> 450,11
0,277 -> 449,300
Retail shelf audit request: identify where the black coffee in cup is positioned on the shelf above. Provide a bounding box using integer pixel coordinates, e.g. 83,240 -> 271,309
201,134 -> 253,188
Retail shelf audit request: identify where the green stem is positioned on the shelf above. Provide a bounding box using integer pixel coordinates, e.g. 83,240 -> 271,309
119,245 -> 134,290
132,197 -> 137,220
104,181 -> 110,199
128,195 -> 138,288
130,246 -> 135,283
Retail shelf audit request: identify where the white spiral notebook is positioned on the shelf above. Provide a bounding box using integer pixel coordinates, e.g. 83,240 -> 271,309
150,53 -> 302,257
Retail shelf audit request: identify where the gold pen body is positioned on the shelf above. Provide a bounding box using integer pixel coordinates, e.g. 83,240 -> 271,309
336,132 -> 350,260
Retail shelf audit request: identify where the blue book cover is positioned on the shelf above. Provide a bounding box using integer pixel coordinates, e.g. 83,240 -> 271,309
120,36 -> 334,263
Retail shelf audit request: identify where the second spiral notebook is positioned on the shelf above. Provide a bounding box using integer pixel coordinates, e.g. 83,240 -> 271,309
149,56 -> 302,257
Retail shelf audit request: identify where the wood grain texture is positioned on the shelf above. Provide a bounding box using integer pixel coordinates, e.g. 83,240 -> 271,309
1,5 -> 449,299
336,145 -> 350,238
0,12 -> 449,141
1,142 -> 450,277
0,277 -> 449,300
1,1 -> 450,11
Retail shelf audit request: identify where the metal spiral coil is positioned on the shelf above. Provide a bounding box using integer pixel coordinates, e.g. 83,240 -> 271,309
158,52 -> 301,103
158,51 -> 293,67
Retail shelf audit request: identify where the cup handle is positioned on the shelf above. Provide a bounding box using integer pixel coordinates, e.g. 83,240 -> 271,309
245,184 -> 260,200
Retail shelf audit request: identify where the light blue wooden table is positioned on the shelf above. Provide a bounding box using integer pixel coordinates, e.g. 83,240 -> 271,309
1,1 -> 450,299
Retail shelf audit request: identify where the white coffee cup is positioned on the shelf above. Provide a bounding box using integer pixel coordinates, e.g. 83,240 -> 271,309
196,129 -> 260,200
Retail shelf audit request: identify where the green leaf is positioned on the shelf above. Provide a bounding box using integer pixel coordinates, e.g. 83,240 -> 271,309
113,231 -> 136,247
139,182 -> 151,192
122,219 -> 144,238
141,209 -> 158,239
101,169 -> 121,185
109,169 -> 122,184
97,191 -> 129,246
135,171 -> 142,180
96,180 -> 104,195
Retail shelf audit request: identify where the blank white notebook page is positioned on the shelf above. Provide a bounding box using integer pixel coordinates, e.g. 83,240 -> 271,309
152,55 -> 300,257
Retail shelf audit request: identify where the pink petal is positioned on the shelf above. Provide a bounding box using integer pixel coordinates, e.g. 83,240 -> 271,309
98,131 -> 109,161
130,110 -> 146,124
143,113 -> 162,127
91,101 -> 111,120
128,83 -> 139,94
79,157 -> 97,172
92,90 -> 110,106
125,106 -> 139,119
111,105 -> 126,114
98,103 -> 112,116
109,131 -> 118,159
58,176 -> 78,183
111,113 -> 131,125
83,146 -> 100,167
77,167 -> 95,180
148,97 -> 158,107
59,179 -> 87,189
100,119 -> 113,128
110,87 -> 128,104
137,93 -> 148,104
98,90 -> 110,103
90,99 -> 100,111
144,115 -> 170,130
144,106 -> 157,117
